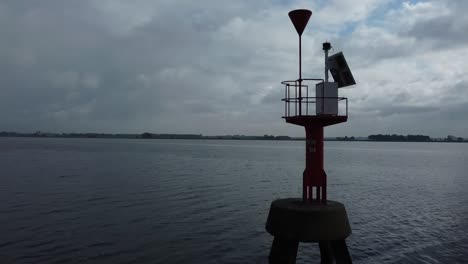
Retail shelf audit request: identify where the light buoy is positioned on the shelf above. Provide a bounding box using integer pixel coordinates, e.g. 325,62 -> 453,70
265,8 -> 356,263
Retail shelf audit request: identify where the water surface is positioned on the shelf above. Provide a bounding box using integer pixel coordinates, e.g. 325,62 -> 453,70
1,138 -> 467,263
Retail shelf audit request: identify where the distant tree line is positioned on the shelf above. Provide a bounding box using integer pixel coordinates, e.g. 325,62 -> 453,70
446,135 -> 465,142
141,133 -> 291,140
367,134 -> 467,142
368,134 -> 431,142
0,131 -> 140,139
0,131 -> 292,141
335,136 -> 355,141
1,131 -> 465,142
141,133 -> 202,139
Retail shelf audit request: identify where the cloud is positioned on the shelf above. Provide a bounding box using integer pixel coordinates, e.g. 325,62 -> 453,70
0,0 -> 467,137
394,1 -> 468,48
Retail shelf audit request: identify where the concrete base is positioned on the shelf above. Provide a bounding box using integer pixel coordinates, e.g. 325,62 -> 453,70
266,198 -> 352,263
266,198 -> 351,242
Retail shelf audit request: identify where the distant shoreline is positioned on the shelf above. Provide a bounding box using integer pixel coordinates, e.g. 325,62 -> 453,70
1,132 -> 466,143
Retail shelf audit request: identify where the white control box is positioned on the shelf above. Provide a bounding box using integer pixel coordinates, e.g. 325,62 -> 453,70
316,82 -> 338,115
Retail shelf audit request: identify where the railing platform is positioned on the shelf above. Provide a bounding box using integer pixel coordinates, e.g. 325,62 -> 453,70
281,79 -> 348,127
284,115 -> 347,127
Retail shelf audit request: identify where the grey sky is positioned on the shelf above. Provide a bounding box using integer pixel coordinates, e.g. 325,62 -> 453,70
1,0 -> 467,137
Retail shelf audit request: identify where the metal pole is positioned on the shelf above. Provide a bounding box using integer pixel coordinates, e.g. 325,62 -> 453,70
299,35 -> 302,116
323,42 -> 331,83
324,47 -> 328,82
322,42 -> 331,115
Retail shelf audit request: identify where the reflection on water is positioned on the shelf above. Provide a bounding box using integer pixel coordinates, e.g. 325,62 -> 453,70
0,138 -> 467,263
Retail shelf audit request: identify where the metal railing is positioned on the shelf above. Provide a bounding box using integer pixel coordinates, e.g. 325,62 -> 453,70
281,79 -> 348,118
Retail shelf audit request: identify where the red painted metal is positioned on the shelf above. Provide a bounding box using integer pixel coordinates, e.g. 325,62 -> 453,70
285,9 -> 348,205
303,124 -> 326,203
281,79 -> 347,204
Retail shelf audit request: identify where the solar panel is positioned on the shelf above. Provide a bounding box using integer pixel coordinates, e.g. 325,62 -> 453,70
327,52 -> 356,88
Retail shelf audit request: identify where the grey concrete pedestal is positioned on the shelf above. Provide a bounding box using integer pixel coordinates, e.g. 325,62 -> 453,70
266,198 -> 352,263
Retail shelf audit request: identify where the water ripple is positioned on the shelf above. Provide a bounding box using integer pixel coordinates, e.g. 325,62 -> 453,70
0,138 -> 467,263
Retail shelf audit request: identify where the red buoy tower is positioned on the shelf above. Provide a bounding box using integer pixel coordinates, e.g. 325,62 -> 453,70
266,9 -> 356,263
